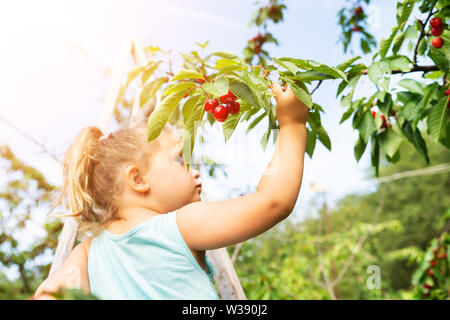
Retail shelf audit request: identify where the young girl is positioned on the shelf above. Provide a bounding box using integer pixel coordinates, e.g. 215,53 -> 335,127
33,82 -> 309,300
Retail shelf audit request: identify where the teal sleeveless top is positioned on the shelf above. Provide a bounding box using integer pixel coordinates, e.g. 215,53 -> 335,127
88,210 -> 219,300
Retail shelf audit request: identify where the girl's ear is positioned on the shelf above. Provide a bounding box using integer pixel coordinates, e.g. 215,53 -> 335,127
124,165 -> 150,192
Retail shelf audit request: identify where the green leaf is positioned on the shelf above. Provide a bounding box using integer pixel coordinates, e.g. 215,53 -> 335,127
386,150 -> 401,163
163,82 -> 197,96
223,113 -> 243,143
315,126 -> 331,151
293,71 -> 334,82
283,78 -> 313,109
182,94 -> 201,122
336,56 -> 361,71
215,58 -> 239,69
398,101 -> 420,122
354,134 -> 367,162
274,58 -> 299,75
398,0 -> 415,26
357,110 -> 377,143
195,40 -> 209,49
229,80 -> 258,106
167,103 -> 180,125
125,65 -> 146,88
388,55 -> 411,72
371,133 -> 380,177
398,79 -> 425,94
379,26 -> 400,58
368,61 -> 391,91
210,51 -> 238,59
401,121 -> 430,163
417,37 -> 428,56
427,96 -> 449,143
278,57 -> 347,81
147,90 -> 187,141
246,112 -> 266,134
428,47 -> 450,72
139,77 -> 167,106
305,128 -> 316,158
217,64 -> 243,76
182,100 -> 205,170
379,129 -> 403,158
341,98 -> 364,124
202,78 -> 229,97
377,93 -> 393,116
261,125 -> 272,151
171,69 -> 204,82
142,61 -> 163,84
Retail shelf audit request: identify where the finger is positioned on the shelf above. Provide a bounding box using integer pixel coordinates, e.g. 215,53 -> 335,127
271,82 -> 284,96
284,83 -> 295,97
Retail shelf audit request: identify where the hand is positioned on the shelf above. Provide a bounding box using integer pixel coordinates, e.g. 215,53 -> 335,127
271,82 -> 309,127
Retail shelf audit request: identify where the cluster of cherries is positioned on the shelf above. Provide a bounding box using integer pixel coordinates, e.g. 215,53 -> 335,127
204,90 -> 240,122
422,245 -> 448,294
352,6 -> 364,32
371,110 -> 393,129
249,33 -> 266,54
430,17 -> 445,49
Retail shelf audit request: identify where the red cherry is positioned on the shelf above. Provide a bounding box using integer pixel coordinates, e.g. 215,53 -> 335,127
423,283 -> 433,290
371,110 -> 377,119
445,89 -> 450,96
213,105 -> 228,122
430,17 -> 442,28
352,26 -> 361,32
256,33 -> 265,42
432,37 -> 444,49
219,90 -> 237,104
226,101 -> 240,115
197,78 -> 206,84
431,26 -> 443,36
254,44 -> 261,54
381,116 -> 389,129
437,253 -> 447,259
204,99 -> 218,113
430,260 -> 437,267
354,6 -> 363,15
269,5 -> 278,14
427,269 -> 434,276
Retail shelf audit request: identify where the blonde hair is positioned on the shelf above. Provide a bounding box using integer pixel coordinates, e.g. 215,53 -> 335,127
48,125 -> 179,236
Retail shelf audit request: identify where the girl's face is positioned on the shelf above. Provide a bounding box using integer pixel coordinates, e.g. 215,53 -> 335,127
144,131 -> 202,212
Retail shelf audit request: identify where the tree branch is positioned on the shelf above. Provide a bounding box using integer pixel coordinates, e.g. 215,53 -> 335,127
311,80 -> 323,95
0,114 -> 62,165
360,65 -> 439,75
413,1 -> 438,65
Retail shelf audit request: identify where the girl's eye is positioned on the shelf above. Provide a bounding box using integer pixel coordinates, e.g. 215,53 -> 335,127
175,153 -> 184,165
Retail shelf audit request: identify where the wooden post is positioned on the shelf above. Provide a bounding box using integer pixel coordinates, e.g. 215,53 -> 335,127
49,37 -> 246,300
49,38 -> 133,276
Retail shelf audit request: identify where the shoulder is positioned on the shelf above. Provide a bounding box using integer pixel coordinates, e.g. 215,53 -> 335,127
79,238 -> 93,258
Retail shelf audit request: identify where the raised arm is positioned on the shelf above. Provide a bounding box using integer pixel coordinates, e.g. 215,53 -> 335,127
176,82 -> 309,251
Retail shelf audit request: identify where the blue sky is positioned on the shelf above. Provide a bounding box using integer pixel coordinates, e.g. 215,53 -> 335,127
0,0 -> 406,235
